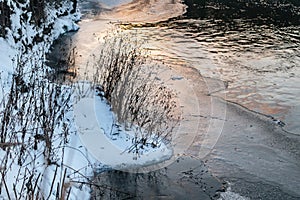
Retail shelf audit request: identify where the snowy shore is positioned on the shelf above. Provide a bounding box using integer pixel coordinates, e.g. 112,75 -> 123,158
1,0 -> 299,199
0,1 -> 98,199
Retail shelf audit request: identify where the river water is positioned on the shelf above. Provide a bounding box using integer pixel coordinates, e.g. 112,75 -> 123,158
177,0 -> 300,134
47,0 -> 300,199
76,0 -> 300,134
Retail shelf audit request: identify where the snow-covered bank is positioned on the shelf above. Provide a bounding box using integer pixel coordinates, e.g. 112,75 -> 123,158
0,0 -> 80,70
0,1 -> 102,199
73,82 -> 173,172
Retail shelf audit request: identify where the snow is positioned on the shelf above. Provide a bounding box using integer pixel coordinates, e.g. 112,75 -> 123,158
0,37 -> 15,74
0,1 -> 96,199
73,82 -> 173,171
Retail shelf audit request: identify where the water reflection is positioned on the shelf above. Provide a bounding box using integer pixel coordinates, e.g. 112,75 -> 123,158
184,0 -> 300,27
49,0 -> 300,133
90,157 -> 223,199
117,0 -> 300,133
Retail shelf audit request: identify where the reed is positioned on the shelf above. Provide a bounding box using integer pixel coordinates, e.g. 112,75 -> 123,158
93,30 -> 180,154
0,54 -> 74,199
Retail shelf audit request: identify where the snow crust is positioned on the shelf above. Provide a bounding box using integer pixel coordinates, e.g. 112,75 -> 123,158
0,1 -> 97,199
73,82 -> 173,172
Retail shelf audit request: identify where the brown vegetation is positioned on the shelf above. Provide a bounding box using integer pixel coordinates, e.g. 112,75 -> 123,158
93,31 -> 180,153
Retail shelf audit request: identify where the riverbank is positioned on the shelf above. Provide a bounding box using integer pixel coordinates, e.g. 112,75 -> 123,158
0,1 -> 100,199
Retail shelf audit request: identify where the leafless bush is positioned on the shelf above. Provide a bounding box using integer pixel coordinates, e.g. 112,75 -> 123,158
93,31 -> 180,153
0,55 -> 74,199
0,0 -> 83,199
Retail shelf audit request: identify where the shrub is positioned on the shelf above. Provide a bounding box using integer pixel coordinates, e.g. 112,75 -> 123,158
93,31 -> 180,153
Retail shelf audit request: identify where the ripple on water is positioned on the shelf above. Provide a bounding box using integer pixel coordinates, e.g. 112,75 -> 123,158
127,17 -> 300,133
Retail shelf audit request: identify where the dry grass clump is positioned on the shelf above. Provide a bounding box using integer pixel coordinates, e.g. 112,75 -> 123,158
93,31 -> 180,153
0,55 -> 74,199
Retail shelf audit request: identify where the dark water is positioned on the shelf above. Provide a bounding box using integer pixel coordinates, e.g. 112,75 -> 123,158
184,0 -> 299,26
91,157 -> 224,199
135,0 -> 300,134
